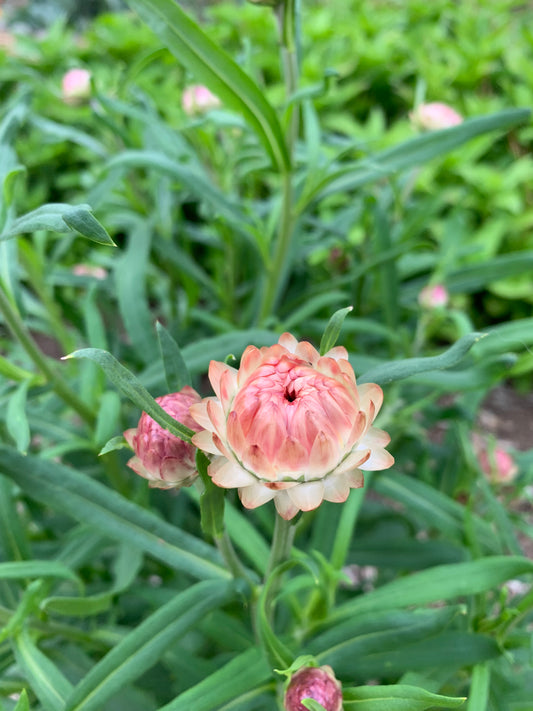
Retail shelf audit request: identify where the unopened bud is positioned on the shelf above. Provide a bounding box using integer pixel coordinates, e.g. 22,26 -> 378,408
62,68 -> 91,103
181,85 -> 221,116
418,284 -> 449,309
124,387 -> 203,489
410,102 -> 462,131
284,666 -> 342,711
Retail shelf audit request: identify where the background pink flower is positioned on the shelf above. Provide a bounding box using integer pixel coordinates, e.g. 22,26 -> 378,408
181,85 -> 221,115
191,333 -> 394,519
418,284 -> 449,309
410,102 -> 463,131
62,68 -> 91,102
124,386 -> 203,489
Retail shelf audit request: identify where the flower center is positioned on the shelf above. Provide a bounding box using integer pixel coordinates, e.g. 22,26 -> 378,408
284,385 -> 297,402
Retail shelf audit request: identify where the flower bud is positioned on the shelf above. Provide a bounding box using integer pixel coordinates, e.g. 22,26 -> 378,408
124,387 -> 203,489
410,102 -> 462,131
418,284 -> 449,309
181,85 -> 221,116
284,665 -> 342,711
478,443 -> 518,484
62,68 -> 91,103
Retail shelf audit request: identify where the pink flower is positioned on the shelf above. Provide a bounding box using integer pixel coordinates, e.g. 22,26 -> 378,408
72,264 -> 108,280
478,443 -> 518,484
284,665 -> 342,711
62,68 -> 91,103
181,85 -> 221,115
418,284 -> 449,309
190,333 -> 394,520
410,102 -> 463,131
124,387 -> 203,489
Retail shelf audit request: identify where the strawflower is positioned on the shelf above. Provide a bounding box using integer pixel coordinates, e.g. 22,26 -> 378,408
418,284 -> 449,309
62,68 -> 91,103
181,85 -> 221,115
124,387 -> 203,489
284,665 -> 342,711
410,102 -> 463,131
191,333 -> 393,520
478,441 -> 518,484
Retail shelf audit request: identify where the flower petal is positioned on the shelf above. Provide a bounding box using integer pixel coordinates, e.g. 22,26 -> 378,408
287,481 -> 325,511
209,458 -> 256,488
239,482 -> 276,509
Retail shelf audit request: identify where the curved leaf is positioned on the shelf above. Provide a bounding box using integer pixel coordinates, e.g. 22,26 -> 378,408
127,0 -> 289,172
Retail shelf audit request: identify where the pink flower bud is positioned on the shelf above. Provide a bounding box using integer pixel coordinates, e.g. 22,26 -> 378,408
181,85 -> 221,116
418,284 -> 449,309
62,68 -> 91,103
478,444 -> 518,484
284,666 -> 342,711
190,333 -> 394,520
410,102 -> 463,131
72,264 -> 108,280
124,387 -> 203,489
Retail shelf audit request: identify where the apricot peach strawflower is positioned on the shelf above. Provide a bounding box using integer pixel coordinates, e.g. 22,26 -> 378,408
124,387 -> 203,489
190,333 -> 394,519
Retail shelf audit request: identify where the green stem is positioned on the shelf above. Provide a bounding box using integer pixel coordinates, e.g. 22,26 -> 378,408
215,531 -> 254,585
0,285 -> 96,426
265,513 -> 296,579
257,0 -> 300,324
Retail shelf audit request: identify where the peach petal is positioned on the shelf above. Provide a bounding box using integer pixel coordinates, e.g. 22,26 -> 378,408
237,346 -> 264,386
241,443 -> 277,480
359,448 -> 395,471
191,430 -> 219,455
278,332 -> 299,353
286,481 -> 325,511
276,436 -> 308,472
219,367 -> 239,408
226,411 -> 247,455
334,449 -> 370,475
239,482 -> 276,509
209,458 -> 255,488
359,426 -> 391,449
206,399 -> 227,439
189,400 -> 214,430
323,472 -> 351,503
323,345 -> 349,362
358,383 -> 383,420
295,340 -> 320,365
273,491 -> 299,520
345,411 -> 367,450
209,360 -> 238,401
309,431 -> 339,476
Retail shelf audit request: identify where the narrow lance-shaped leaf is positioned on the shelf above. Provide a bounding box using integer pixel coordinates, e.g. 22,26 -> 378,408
319,306 -> 353,356
307,108 -> 530,204
342,684 -> 466,710
127,0 -> 290,173
0,203 -> 116,246
64,579 -> 238,711
357,332 -> 485,385
64,348 -> 194,442
0,445 -> 229,581
156,321 -> 192,391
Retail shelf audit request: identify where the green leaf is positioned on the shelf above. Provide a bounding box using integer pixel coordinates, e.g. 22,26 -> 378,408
64,579 -> 238,711
13,628 -> 73,711
0,560 -> 79,584
343,684 -> 465,710
197,450 -> 225,540
328,556 -> 533,625
319,306 -> 353,356
126,0 -> 289,172
0,204 -> 115,246
302,701 -> 327,711
357,332 -> 485,385
307,108 -> 530,203
64,348 -> 194,442
0,445 -> 229,581
13,689 -> 30,711
467,664 -> 490,711
157,647 -> 272,711
94,391 -> 122,448
0,354 -> 42,384
156,321 -> 192,391
6,380 -> 30,454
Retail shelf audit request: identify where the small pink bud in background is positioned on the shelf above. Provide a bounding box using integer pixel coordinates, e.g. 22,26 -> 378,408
72,264 -> 108,280
478,443 -> 518,484
190,333 -> 394,520
181,85 -> 221,116
284,666 -> 342,711
418,284 -> 449,309
0,31 -> 16,55
410,102 -> 463,131
62,68 -> 91,103
124,387 -> 203,489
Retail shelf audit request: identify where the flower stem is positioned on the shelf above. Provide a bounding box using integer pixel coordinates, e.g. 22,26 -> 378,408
0,285 -> 96,426
257,0 -> 300,324
265,513 -> 296,579
215,530 -> 254,585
